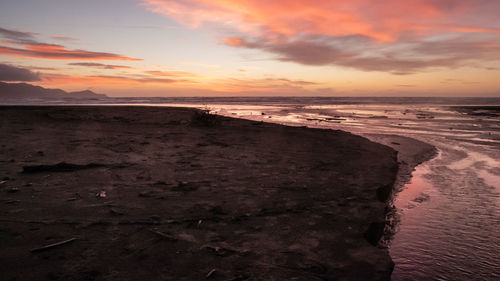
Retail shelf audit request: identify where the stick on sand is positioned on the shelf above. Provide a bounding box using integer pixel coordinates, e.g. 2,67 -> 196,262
30,238 -> 77,252
148,229 -> 177,241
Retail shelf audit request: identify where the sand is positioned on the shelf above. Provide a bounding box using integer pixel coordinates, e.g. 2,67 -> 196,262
0,106 -> 415,280
366,134 -> 437,190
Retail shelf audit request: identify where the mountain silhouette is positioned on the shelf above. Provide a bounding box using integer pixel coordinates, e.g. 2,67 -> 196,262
0,82 -> 107,100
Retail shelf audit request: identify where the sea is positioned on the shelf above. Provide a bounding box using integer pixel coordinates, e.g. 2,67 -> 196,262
6,97 -> 500,280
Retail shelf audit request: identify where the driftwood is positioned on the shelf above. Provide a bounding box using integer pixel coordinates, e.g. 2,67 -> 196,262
30,238 -> 77,252
206,269 -> 216,278
22,162 -> 104,173
149,229 -> 177,241
148,229 -> 177,241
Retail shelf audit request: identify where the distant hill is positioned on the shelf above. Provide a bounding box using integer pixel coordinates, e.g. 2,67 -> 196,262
0,82 -> 108,100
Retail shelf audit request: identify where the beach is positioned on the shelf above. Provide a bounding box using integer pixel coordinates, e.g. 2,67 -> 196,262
2,1 -> 500,279
0,105 -> 421,280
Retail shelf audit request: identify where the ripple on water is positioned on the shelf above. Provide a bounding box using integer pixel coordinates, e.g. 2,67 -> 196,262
391,140 -> 500,281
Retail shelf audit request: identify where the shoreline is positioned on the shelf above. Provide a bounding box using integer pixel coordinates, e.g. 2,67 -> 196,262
366,134 -> 438,193
1,106 -> 404,280
364,134 -> 438,245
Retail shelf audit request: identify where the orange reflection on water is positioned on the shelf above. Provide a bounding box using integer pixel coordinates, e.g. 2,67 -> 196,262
394,164 -> 433,210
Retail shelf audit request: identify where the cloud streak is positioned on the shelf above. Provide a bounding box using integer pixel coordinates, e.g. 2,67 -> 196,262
41,73 -> 194,85
0,44 -> 141,61
0,63 -> 40,82
203,76 -> 318,94
0,27 -> 141,61
51,35 -> 80,43
144,70 -> 200,78
223,34 -> 500,74
68,62 -> 134,69
0,27 -> 37,44
39,72 -> 317,95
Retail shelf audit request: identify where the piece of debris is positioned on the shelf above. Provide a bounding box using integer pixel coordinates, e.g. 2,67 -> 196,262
109,208 -> 124,216
0,180 -> 7,185
138,191 -> 152,197
173,181 -> 199,192
7,187 -> 19,193
206,269 -> 217,278
96,191 -> 107,198
201,244 -> 238,256
413,193 -> 430,203
23,162 -> 105,173
148,229 -> 177,241
30,238 -> 77,252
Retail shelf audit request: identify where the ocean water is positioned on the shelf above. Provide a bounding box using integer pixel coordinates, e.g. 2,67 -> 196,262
8,97 -> 500,280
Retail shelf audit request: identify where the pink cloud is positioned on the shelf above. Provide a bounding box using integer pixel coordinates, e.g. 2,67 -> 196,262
144,70 -> 199,78
143,0 -> 500,73
0,44 -> 140,61
68,62 -> 134,69
224,34 -> 500,73
50,35 -> 80,43
0,27 -> 141,61
142,0 -> 500,41
41,73 -> 191,85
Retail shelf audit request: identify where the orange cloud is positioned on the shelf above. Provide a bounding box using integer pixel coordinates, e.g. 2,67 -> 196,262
0,44 -> 140,61
142,0 -> 500,42
68,62 -> 134,69
223,37 -> 245,47
143,1 -> 500,74
41,73 -> 192,85
144,70 -> 199,78
0,27 -> 141,61
39,72 -> 317,95
207,77 -> 318,93
222,34 -> 500,74
51,35 -> 79,43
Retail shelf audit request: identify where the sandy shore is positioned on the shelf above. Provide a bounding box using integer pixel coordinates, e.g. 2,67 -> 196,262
0,106 -> 410,280
366,134 -> 437,190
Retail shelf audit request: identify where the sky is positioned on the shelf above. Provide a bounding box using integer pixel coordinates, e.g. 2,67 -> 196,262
1,0 -> 500,97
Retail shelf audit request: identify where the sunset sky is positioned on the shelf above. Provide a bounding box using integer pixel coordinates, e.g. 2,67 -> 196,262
1,0 -> 500,96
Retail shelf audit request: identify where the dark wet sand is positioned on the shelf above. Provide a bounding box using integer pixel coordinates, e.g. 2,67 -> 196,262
366,134 -> 437,190
0,106 -> 404,281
